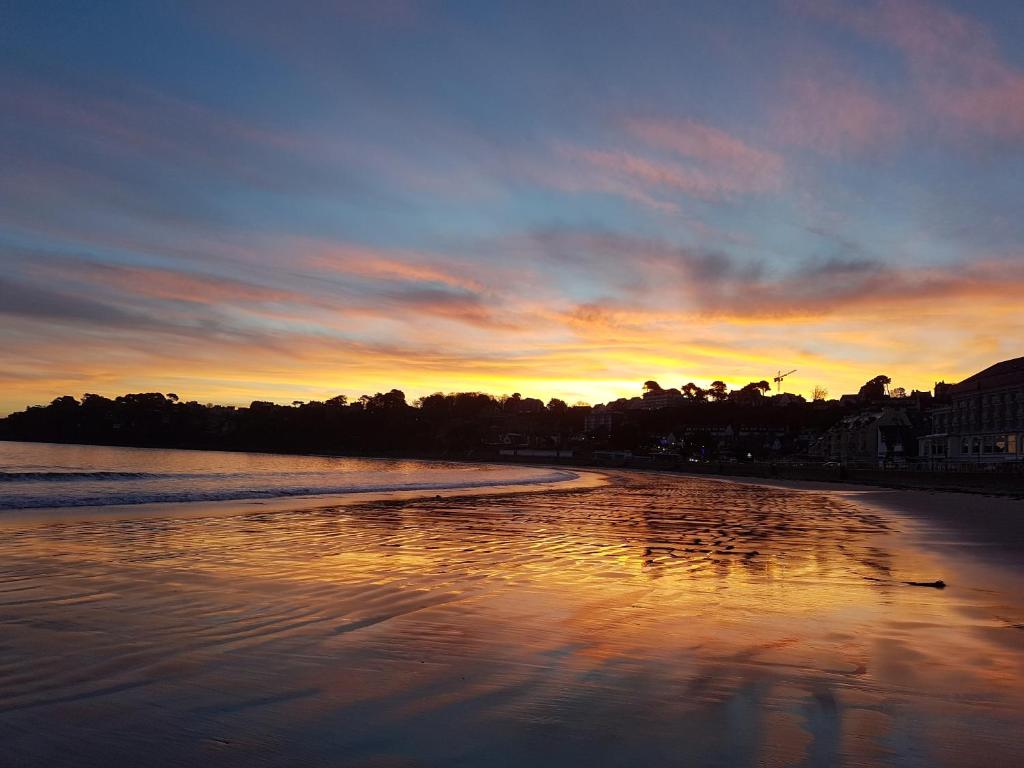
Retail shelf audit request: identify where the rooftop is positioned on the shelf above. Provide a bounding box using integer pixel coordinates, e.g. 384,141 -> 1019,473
952,356 -> 1024,394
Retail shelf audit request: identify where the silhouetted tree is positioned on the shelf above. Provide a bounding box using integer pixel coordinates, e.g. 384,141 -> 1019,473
858,375 -> 891,402
0,380 -> 847,462
708,381 -> 728,402
681,382 -> 707,401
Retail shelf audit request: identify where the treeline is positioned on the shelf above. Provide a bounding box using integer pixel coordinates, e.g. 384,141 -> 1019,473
0,385 -> 858,459
0,390 -> 588,455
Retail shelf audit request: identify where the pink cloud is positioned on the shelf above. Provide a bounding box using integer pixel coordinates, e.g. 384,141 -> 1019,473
564,147 -> 732,201
547,119 -> 784,210
772,74 -> 907,155
797,0 -> 1024,140
294,240 -> 489,293
626,118 -> 784,188
86,264 -> 297,305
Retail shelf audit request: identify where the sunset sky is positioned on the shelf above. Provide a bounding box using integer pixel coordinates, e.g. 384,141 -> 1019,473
3,1 -> 1024,414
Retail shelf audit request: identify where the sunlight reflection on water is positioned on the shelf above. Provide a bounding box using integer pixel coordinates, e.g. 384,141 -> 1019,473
0,465 -> 1022,767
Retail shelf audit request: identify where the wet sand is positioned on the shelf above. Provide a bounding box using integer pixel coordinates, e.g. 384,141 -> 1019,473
1,470 -> 1023,766
705,472 -> 1024,560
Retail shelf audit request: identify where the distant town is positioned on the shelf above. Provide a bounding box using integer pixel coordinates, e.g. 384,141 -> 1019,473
2,356 -> 1022,474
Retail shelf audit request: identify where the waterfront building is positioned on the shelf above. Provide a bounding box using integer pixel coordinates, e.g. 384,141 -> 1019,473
919,357 -> 1024,468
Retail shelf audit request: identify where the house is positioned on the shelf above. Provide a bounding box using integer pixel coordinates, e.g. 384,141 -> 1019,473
918,357 -> 1024,468
812,407 -> 915,466
641,388 -> 684,410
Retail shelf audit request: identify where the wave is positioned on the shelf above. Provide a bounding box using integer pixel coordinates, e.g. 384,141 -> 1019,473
0,470 -> 172,482
0,470 -> 256,482
0,469 -> 579,510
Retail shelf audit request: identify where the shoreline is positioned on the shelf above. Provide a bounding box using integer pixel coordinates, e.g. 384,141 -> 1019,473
5,437 -> 1024,499
0,467 -> 607,526
4,436 -> 1022,561
695,470 -> 1024,563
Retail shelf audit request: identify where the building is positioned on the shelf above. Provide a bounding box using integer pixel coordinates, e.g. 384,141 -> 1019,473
584,407 -> 624,434
919,357 -> 1024,468
770,393 -> 806,407
812,407 -> 915,466
641,388 -> 684,410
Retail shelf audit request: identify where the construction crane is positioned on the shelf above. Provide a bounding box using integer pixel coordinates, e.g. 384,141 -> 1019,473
773,369 -> 797,394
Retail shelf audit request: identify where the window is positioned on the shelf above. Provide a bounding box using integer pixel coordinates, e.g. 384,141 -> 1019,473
983,435 -> 995,454
1008,434 -> 1018,455
995,435 -> 1007,454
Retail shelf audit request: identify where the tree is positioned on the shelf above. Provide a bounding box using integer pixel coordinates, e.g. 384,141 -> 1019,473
730,381 -> 771,402
681,382 -> 707,401
708,380 -> 728,402
643,380 -> 662,393
361,389 -> 407,410
811,385 -> 828,402
166,393 -> 179,403
502,392 -> 523,413
547,398 -> 569,412
890,386 -> 907,399
858,375 -> 891,402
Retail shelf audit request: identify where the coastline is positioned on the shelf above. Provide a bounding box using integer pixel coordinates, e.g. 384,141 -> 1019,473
6,437 -> 1024,498
5,436 -> 1022,559
0,466 -> 607,526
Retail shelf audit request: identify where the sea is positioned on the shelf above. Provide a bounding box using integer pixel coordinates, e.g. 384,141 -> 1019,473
0,441 -> 576,510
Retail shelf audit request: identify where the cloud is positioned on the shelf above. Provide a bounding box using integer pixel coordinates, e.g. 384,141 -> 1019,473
0,77 -> 307,184
500,227 -> 1024,323
626,118 -> 784,189
301,241 -> 487,293
0,276 -> 154,328
771,74 -> 907,155
376,287 -> 516,329
63,263 -> 299,306
541,118 -> 784,211
795,0 -> 1024,141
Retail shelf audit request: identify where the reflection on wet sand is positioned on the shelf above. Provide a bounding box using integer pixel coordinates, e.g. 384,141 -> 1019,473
1,472 -> 1022,767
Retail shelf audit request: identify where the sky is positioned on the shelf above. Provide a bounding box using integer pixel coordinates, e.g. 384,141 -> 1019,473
3,0 -> 1024,414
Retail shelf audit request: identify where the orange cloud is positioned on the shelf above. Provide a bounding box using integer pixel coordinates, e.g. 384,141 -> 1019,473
301,242 -> 487,293
5,227 -> 1024,418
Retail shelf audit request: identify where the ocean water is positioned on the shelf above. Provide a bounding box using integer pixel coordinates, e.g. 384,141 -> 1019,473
1,443 -> 1023,766
0,441 -> 576,510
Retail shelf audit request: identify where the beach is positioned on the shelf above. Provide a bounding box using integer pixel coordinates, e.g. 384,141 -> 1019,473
1,445 -> 1023,766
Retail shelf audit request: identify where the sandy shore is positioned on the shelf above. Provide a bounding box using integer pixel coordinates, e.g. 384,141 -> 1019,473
701,471 -> 1024,561
2,468 -> 1023,766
